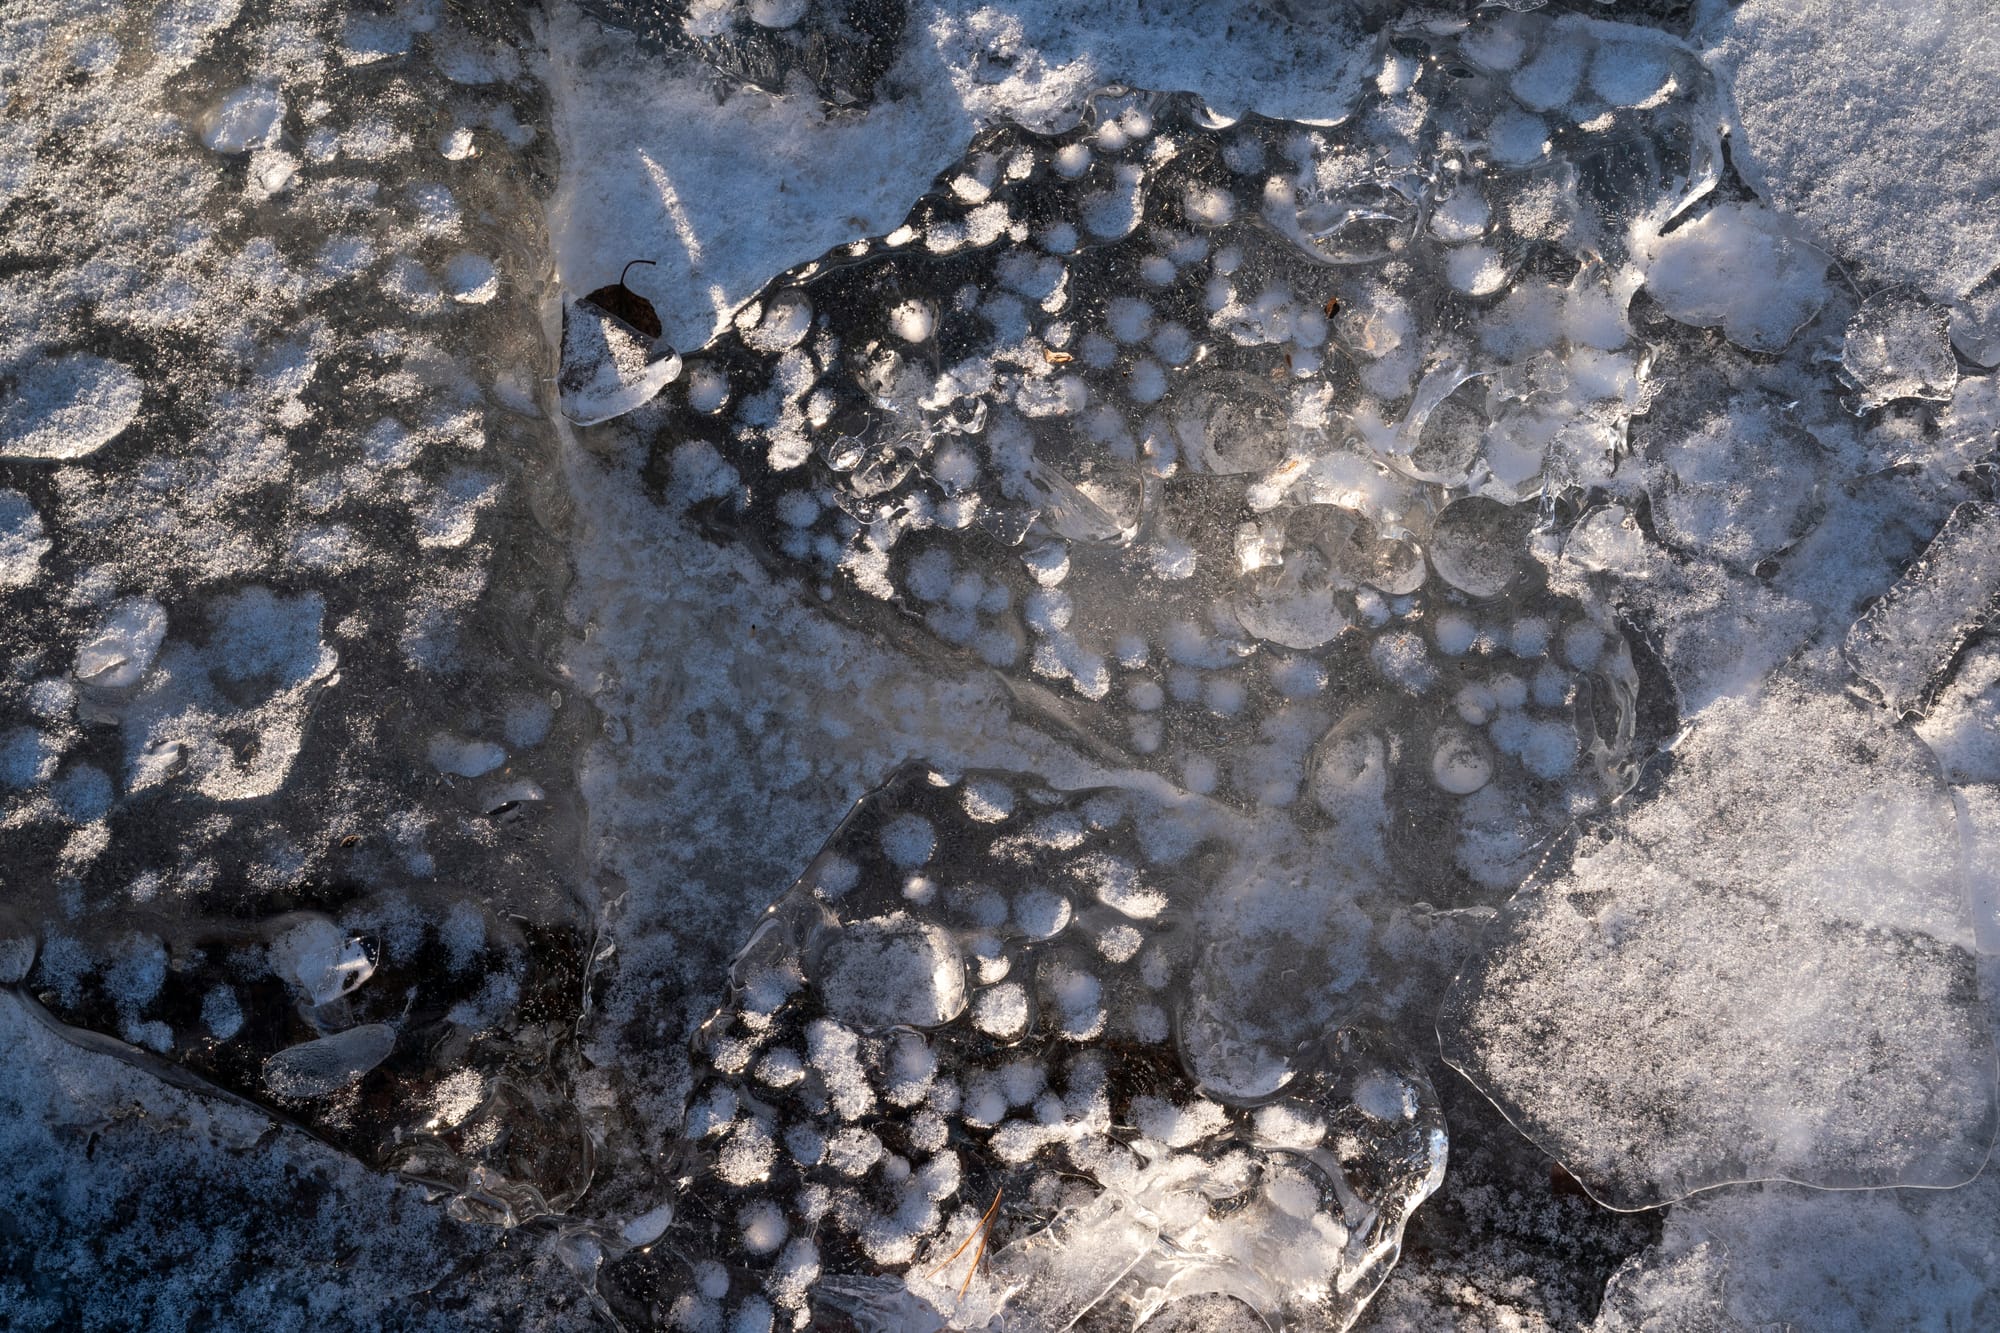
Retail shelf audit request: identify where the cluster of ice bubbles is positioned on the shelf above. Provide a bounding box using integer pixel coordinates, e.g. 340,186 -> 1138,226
10,0 -> 1991,1325
603,766 -> 1446,1330
580,9 -> 1746,1327
633,8 -> 1723,874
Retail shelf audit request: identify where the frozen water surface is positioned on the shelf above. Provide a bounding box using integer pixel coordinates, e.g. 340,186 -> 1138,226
608,765 -> 1446,1330
1439,669 -> 1996,1208
0,0 -> 595,1229
5,0 -> 2000,1329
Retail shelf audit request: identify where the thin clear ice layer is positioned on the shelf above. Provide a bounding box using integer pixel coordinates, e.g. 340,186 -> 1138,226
1438,670 -> 1997,1210
1840,288 -> 1960,414
1844,502 -> 2000,717
604,765 -> 1446,1331
574,0 -> 910,108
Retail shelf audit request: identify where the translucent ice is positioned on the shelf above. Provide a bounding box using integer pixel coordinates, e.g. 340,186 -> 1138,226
1840,288 -> 1960,413
1632,202 -> 1828,353
1439,671 -> 1996,1208
645,19 -> 1709,844
0,0 -> 593,1226
1596,1174 -> 2000,1332
1641,387 -> 1824,574
1844,503 -> 2000,716
1917,639 -> 2000,787
263,1023 -> 397,1100
1953,279 -> 2000,368
609,765 -> 1446,1331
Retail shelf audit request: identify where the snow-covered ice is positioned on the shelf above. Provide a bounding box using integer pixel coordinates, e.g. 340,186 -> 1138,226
1440,669 -> 1996,1208
4,0 -> 2000,1328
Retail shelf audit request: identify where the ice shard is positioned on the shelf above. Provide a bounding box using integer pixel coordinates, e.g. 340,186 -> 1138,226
1844,502 -> 2000,716
601,764 -> 1446,1331
1439,671 -> 1997,1209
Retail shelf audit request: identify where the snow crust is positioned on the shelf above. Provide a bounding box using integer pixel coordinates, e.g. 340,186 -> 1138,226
1710,0 -> 2000,305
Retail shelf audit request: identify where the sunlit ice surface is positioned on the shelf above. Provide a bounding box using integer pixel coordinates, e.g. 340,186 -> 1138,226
1,1 -> 1997,1330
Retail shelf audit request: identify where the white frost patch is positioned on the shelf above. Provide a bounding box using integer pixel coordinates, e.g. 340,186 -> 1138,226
1633,203 -> 1828,353
115,587 -> 339,801
1710,0 -> 2000,302
0,355 -> 143,460
0,490 -> 50,588
429,734 -> 506,777
202,85 -> 285,153
442,252 -> 499,303
1442,674 -> 1995,1207
818,913 -> 967,1030
75,598 -> 170,690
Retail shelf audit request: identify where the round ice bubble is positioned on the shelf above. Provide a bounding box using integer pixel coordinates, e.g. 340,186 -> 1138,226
1431,727 -> 1495,795
817,913 -> 967,1030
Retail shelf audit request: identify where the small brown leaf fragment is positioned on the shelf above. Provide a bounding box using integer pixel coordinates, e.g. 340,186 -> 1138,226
580,259 -> 663,341
1043,349 -> 1074,365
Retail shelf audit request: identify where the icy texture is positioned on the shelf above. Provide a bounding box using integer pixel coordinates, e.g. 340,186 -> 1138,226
559,290 -> 686,425
1631,201 -> 1827,354
0,990 -> 596,1332
577,0 -> 910,108
638,18 -> 1726,845
1713,0 -> 2000,304
609,765 -> 1446,1331
0,488 -> 49,588
0,1 -> 593,1220
1641,383 -> 1823,574
1918,640 -> 2000,789
0,354 -> 144,460
1595,1174 -> 2000,1332
1840,288 -> 1959,413
1439,671 -> 1996,1208
1844,502 -> 2000,716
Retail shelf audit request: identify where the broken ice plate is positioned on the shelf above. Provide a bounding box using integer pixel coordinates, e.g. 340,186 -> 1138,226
1843,501 -> 2000,716
1438,670 -> 1997,1209
596,764 -> 1448,1332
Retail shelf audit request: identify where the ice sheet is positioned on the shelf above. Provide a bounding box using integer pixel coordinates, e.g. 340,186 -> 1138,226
605,764 -> 1446,1330
0,0 -> 595,1222
1844,502 -> 2000,717
1439,668 -> 1996,1208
